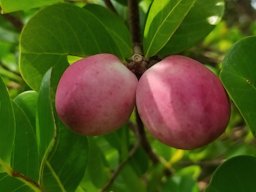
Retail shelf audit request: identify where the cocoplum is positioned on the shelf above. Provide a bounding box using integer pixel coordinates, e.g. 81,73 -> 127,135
56,54 -> 138,135
136,55 -> 230,149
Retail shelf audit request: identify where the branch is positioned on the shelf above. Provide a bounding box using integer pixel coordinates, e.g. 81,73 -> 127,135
135,109 -> 174,177
101,128 -> 140,192
135,108 -> 159,164
104,0 -> 117,14
128,0 -> 141,51
0,11 -> 23,32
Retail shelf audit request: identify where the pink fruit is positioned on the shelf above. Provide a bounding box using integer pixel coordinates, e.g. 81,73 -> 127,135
56,53 -> 138,135
136,55 -> 230,149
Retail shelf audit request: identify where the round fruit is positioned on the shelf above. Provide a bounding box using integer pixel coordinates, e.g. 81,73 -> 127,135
136,55 -> 230,149
56,53 -> 138,135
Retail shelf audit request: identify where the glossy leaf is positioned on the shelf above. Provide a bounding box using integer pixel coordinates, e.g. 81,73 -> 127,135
143,0 -> 197,57
14,91 -> 38,128
11,102 -> 39,181
78,138 -> 110,191
0,0 -> 63,13
159,0 -> 225,56
0,173 -> 34,192
206,155 -> 256,192
84,4 -> 132,58
0,76 -> 15,166
37,69 -> 56,162
20,3 -> 129,91
220,36 -> 256,135
40,119 -> 89,192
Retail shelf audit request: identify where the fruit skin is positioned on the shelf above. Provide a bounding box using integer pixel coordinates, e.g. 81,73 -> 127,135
136,55 -> 230,149
56,53 -> 138,135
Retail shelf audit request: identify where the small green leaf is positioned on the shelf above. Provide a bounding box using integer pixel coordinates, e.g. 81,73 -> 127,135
0,76 -> 15,167
84,4 -> 132,59
143,0 -> 197,57
14,91 -> 38,128
20,3 -> 127,91
206,155 -> 256,192
159,0 -> 225,56
11,102 -> 39,181
220,36 -> 256,135
0,0 -> 63,13
40,119 -> 89,192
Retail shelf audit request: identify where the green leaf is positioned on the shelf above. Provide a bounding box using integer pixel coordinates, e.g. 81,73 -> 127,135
103,125 -> 129,160
0,173 -> 34,192
11,102 -> 39,181
143,0 -> 197,57
37,69 -> 56,163
20,3 -> 129,91
40,119 -> 89,192
206,155 -> 256,192
159,0 -> 225,56
220,36 -> 256,135
79,138 -> 109,191
0,0 -> 63,13
84,4 -> 132,59
14,91 -> 38,128
0,76 -> 15,166
164,175 -> 199,192
111,165 -> 146,192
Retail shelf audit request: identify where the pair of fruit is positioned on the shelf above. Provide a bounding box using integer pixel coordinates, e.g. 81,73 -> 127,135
55,53 -> 230,150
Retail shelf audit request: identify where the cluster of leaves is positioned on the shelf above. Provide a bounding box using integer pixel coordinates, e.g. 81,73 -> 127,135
0,0 -> 256,191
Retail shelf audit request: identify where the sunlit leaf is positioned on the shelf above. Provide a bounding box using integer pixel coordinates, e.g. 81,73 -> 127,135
20,3 -> 128,90
159,0 -> 224,56
220,36 -> 256,135
0,0 -> 63,13
143,0 -> 197,57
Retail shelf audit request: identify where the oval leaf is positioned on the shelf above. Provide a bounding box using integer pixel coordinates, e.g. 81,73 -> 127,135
37,69 -> 56,162
20,3 -> 129,91
14,91 -> 38,128
220,36 -> 256,135
0,0 -> 63,13
84,4 -> 132,59
143,0 -> 197,57
11,102 -> 39,181
0,76 -> 15,166
0,173 -> 34,192
159,0 -> 224,56
206,155 -> 256,192
40,119 -> 89,192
